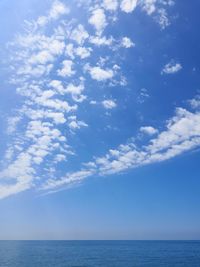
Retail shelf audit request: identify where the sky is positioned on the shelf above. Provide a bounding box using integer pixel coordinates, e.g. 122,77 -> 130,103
0,0 -> 200,240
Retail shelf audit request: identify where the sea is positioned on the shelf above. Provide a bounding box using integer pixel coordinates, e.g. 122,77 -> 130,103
0,241 -> 199,267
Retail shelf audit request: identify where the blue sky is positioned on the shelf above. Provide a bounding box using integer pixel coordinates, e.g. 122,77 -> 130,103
0,0 -> 200,240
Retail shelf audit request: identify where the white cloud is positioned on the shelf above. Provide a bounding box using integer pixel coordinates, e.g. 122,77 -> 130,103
7,116 -> 21,134
102,100 -> 117,109
17,63 -> 53,77
66,83 -> 86,102
140,126 -> 158,135
49,80 -> 65,94
29,50 -> 54,65
156,8 -> 170,29
2,0 -> 177,199
0,182 -> 31,200
42,169 -> 95,191
113,64 -> 120,70
75,46 -> 92,59
37,0 -> 69,26
54,154 -> 66,163
57,60 -> 75,77
49,0 -> 69,19
95,108 -> 200,175
88,66 -> 114,81
70,24 -> 89,45
36,16 -> 48,27
26,108 -> 67,124
147,108 -> 200,154
137,88 -> 150,103
31,89 -> 77,113
140,0 -> 173,29
162,61 -> 182,74
103,0 -> 118,11
41,100 -> 200,192
65,43 -> 92,59
90,100 -> 97,105
66,83 -> 84,95
120,0 -> 138,13
88,8 -> 107,33
48,39 -> 65,55
89,35 -> 114,46
0,152 -> 35,199
65,43 -> 75,59
0,113 -> 73,198
189,96 -> 200,110
140,0 -> 156,15
46,112 -> 67,124
121,37 -> 135,48
69,120 -> 88,130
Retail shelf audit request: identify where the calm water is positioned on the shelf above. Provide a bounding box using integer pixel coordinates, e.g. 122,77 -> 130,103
0,241 -> 199,267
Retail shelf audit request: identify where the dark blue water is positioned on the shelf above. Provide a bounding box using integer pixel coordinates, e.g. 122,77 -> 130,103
0,241 -> 199,267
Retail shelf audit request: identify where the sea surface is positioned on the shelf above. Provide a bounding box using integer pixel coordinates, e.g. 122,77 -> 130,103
0,241 -> 199,267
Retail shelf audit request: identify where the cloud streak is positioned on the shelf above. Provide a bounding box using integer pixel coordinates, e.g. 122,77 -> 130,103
42,102 -> 200,192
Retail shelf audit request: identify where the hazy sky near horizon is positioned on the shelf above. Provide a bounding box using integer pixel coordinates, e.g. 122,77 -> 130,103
0,0 -> 200,240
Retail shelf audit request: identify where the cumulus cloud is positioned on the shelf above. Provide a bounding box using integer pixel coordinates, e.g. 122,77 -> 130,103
54,154 -> 67,163
65,44 -> 92,59
69,119 -> 88,130
162,61 -> 182,74
121,37 -> 135,48
156,8 -> 170,29
29,50 -> 54,65
88,8 -> 107,33
48,39 -> 65,55
140,0 -> 174,29
140,126 -> 158,135
65,83 -> 86,102
49,0 -> 69,19
120,0 -> 138,13
36,0 -> 69,27
189,95 -> 200,110
102,100 -> 117,109
103,0 -> 118,11
70,24 -> 89,45
75,47 -> 92,59
35,91 -> 76,112
89,35 -> 114,46
57,60 -> 75,77
140,0 -> 156,15
87,66 -> 114,81
7,116 -> 21,134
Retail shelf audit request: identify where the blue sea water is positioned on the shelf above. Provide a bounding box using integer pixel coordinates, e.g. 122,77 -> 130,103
0,241 -> 199,267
